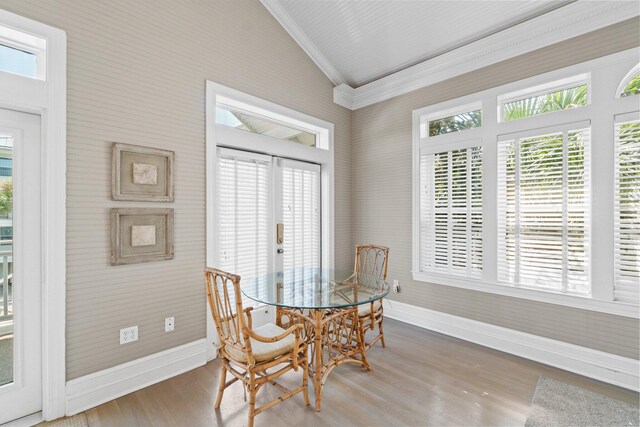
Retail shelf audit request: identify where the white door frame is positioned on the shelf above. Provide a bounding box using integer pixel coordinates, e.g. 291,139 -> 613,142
0,9 -> 67,421
205,81 -> 335,360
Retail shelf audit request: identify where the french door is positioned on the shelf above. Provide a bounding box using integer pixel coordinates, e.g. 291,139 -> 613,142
215,148 -> 321,304
0,109 -> 42,423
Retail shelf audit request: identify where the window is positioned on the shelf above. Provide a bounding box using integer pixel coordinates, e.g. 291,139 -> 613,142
617,65 -> 640,98
412,49 -> 639,316
499,76 -> 589,122
419,146 -> 482,277
427,109 -> 482,137
216,105 -> 318,146
0,25 -> 46,80
497,123 -> 590,295
614,115 -> 640,303
0,44 -> 37,78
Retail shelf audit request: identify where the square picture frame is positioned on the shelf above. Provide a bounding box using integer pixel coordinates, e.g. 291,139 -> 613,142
111,208 -> 174,265
112,142 -> 175,201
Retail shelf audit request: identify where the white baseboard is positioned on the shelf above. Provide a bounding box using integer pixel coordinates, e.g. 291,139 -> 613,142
383,300 -> 640,392
65,339 -> 208,415
0,412 -> 42,427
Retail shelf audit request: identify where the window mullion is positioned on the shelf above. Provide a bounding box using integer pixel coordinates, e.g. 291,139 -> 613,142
466,149 -> 472,275
447,151 -> 453,274
562,131 -> 569,293
514,139 -> 521,286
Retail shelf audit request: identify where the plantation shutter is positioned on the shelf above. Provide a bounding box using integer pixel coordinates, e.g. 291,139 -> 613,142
419,145 -> 482,277
614,114 -> 640,303
497,121 -> 591,295
281,159 -> 321,270
216,148 -> 271,305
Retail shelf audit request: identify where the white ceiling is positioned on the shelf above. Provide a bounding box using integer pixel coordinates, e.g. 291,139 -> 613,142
268,0 -> 573,87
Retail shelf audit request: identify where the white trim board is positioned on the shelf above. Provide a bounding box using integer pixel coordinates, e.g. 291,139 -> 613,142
383,300 -> 640,392
330,1 -> 639,110
65,339 -> 208,416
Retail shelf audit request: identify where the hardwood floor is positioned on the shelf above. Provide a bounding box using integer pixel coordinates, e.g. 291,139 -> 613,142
80,319 -> 637,427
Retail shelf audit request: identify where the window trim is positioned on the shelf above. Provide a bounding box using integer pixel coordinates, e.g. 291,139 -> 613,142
412,48 -> 640,319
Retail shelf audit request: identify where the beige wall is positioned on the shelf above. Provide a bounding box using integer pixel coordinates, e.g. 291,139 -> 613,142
0,0 -> 352,380
352,18 -> 640,360
0,1 -> 637,380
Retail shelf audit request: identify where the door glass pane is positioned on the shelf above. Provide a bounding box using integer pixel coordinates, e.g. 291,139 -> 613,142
216,152 -> 271,305
282,163 -> 321,270
0,133 -> 13,386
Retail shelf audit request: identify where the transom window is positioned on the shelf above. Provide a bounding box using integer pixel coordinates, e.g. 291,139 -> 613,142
412,49 -> 639,316
617,65 -> 640,98
216,105 -> 318,147
0,25 -> 46,79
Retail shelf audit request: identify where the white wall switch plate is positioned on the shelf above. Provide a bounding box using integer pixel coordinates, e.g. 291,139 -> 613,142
120,326 -> 138,344
393,280 -> 400,292
165,317 -> 175,332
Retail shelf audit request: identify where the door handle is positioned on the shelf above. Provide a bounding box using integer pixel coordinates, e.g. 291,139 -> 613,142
277,248 -> 284,254
277,223 -> 284,244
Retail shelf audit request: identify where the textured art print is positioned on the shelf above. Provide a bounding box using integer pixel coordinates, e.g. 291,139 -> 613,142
112,143 -> 174,201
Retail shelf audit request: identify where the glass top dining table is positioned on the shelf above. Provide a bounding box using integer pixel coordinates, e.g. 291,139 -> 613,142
241,268 -> 390,310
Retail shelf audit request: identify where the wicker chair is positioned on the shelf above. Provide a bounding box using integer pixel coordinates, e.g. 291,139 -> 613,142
353,244 -> 389,350
205,268 -> 309,427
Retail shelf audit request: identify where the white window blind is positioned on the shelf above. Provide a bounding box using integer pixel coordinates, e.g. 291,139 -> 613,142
614,115 -> 640,303
419,146 -> 482,277
216,149 -> 271,305
497,122 -> 591,295
281,160 -> 321,270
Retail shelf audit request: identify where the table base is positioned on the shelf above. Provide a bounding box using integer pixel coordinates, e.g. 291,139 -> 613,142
276,306 -> 371,411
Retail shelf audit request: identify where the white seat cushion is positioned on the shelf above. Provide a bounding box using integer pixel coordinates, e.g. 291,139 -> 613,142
358,300 -> 382,316
225,322 -> 296,363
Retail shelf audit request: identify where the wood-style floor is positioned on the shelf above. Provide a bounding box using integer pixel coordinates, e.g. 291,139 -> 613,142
76,319 -> 637,427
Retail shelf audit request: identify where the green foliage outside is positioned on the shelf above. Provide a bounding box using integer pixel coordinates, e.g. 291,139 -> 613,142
503,85 -> 587,121
620,73 -> 640,98
429,110 -> 482,137
0,179 -> 12,216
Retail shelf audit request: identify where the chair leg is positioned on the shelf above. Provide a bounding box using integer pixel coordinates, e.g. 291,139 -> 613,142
248,375 -> 256,427
379,318 -> 386,348
302,357 -> 310,406
214,364 -> 227,409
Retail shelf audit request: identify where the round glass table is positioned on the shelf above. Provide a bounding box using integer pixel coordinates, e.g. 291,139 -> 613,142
242,268 -> 390,309
242,268 -> 390,411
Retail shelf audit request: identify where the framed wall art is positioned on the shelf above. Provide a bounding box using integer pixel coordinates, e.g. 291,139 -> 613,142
112,142 -> 174,201
111,208 -> 174,265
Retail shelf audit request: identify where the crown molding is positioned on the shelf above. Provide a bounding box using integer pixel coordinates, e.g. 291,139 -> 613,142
260,0 -> 345,86
333,1 -> 640,110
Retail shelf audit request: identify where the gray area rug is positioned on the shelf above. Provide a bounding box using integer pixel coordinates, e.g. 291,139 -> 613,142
0,335 -> 12,386
525,377 -> 639,427
44,413 -> 89,427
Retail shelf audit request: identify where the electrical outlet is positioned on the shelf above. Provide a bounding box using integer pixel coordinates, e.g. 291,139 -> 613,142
165,317 -> 175,332
120,326 -> 138,344
393,280 -> 400,293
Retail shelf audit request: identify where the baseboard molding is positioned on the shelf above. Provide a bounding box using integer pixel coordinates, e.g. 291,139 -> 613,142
383,300 -> 640,391
65,339 -> 208,415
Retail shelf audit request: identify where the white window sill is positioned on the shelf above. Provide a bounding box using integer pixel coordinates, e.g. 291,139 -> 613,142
412,271 -> 639,318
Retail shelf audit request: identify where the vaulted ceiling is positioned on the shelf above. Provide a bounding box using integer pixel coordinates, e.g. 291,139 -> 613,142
271,0 -> 572,87
260,0 -> 640,109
